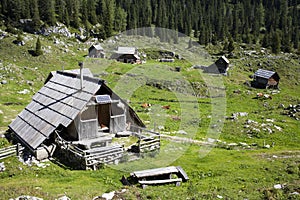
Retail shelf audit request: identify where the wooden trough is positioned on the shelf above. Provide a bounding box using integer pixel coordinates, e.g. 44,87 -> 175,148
129,166 -> 189,189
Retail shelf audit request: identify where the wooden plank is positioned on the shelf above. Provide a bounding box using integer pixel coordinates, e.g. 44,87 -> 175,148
176,166 -> 189,182
29,99 -> 75,127
138,178 -> 182,185
38,87 -> 87,110
140,139 -> 160,146
85,147 -> 123,160
84,143 -> 119,154
49,74 -> 100,94
139,142 -> 160,150
131,166 -> 179,178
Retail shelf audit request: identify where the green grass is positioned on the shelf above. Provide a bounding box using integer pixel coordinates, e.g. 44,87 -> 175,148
0,32 -> 299,199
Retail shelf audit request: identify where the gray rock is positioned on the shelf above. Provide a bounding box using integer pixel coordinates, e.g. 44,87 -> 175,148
1,80 -> 7,84
57,195 -> 71,200
101,191 -> 115,200
0,162 -> 5,172
13,195 -> 43,200
177,130 -> 187,135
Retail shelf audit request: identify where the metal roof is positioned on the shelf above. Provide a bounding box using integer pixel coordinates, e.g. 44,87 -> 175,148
9,71 -> 102,150
254,69 -> 276,79
90,44 -> 103,51
116,47 -> 136,55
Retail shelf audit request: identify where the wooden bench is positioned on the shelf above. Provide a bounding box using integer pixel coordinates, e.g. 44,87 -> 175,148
139,178 -> 182,188
130,166 -> 188,188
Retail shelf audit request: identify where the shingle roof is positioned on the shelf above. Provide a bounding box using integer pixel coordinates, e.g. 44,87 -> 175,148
91,44 -> 103,51
254,69 -> 276,79
116,47 -> 136,54
221,56 -> 229,64
9,71 -> 102,149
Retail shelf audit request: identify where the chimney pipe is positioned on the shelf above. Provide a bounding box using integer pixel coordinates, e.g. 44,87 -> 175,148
78,62 -> 83,89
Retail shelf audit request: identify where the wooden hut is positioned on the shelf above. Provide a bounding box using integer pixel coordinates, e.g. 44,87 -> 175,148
8,66 -> 159,169
88,44 -> 105,58
215,56 -> 230,74
252,69 -> 280,89
112,47 -> 140,63
204,56 -> 230,74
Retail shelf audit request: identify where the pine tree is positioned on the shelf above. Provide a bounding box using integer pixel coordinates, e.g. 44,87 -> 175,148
102,0 -> 115,37
39,0 -> 56,26
34,37 -> 43,56
16,33 -> 23,45
294,28 -> 299,50
64,9 -> 70,27
271,31 -> 281,54
87,0 -> 97,25
223,39 -> 229,53
188,38 -> 192,48
81,0 -> 88,25
228,37 -> 235,53
32,0 -> 41,32
56,0 -> 66,23
114,7 -> 127,33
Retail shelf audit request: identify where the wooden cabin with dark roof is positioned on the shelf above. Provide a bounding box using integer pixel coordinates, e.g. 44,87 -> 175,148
88,44 -> 105,58
252,69 -> 280,89
203,56 -> 230,75
112,47 -> 140,63
9,65 -> 159,169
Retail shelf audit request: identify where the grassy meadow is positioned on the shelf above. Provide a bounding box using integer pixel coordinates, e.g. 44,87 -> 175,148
0,32 -> 299,199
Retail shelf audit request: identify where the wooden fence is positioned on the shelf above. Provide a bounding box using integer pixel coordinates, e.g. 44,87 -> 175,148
84,145 -> 124,168
0,144 -> 24,160
55,133 -> 124,170
131,125 -> 161,153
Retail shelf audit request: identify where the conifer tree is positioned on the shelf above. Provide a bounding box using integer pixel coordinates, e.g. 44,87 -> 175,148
56,0 -> 66,23
32,0 -> 41,31
271,31 -> 281,54
188,38 -> 192,48
34,37 -> 43,56
228,37 -> 235,53
114,7 -> 127,32
87,0 -> 97,25
223,39 -> 229,53
102,0 -> 115,37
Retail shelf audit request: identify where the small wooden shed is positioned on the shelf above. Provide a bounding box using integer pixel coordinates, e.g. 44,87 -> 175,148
253,69 -> 280,89
204,56 -> 230,74
112,47 -> 140,63
88,44 -> 105,58
215,56 -> 230,74
9,67 -> 147,166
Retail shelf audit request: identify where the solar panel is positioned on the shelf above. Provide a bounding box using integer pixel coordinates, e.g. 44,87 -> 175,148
95,95 -> 111,104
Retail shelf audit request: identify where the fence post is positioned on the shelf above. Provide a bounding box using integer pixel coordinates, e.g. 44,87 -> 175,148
16,143 -> 20,157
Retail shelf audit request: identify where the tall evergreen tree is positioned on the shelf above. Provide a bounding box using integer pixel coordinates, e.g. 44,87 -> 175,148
228,37 -> 235,53
114,7 -> 127,33
39,0 -> 56,26
32,0 -> 41,31
56,0 -> 66,23
87,0 -> 97,25
34,37 -> 43,56
271,30 -> 281,54
101,0 -> 115,37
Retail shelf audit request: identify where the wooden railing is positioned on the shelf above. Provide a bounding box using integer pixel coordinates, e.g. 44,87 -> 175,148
131,125 -> 161,153
55,131 -> 124,169
0,144 -> 24,160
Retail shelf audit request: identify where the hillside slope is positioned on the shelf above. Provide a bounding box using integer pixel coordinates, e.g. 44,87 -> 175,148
0,31 -> 299,199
